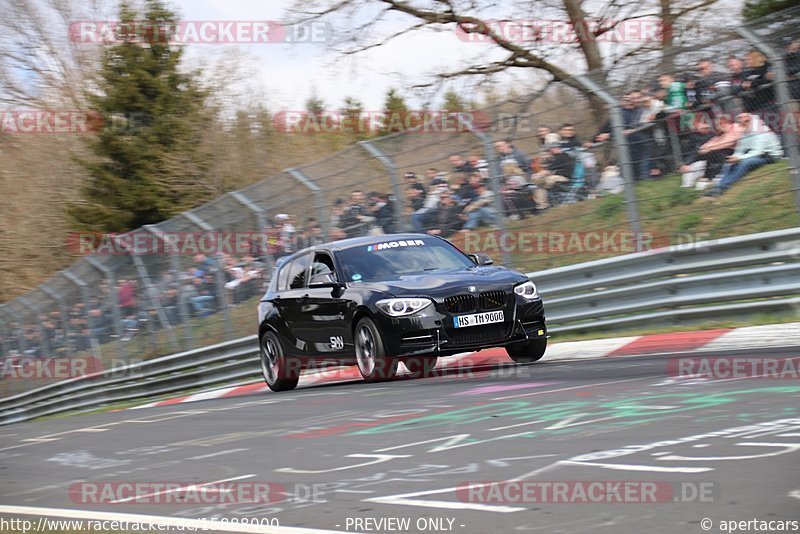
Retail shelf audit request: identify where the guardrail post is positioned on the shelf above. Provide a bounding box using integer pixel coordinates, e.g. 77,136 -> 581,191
286,168 -> 328,239
229,191 -> 276,275
183,212 -> 234,340
85,257 -> 126,360
575,75 -> 644,249
456,114 -> 514,267
736,27 -> 800,218
39,285 -> 73,358
358,140 -> 407,232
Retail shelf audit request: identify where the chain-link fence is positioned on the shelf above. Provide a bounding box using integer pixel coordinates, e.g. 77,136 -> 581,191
1,8 -> 799,396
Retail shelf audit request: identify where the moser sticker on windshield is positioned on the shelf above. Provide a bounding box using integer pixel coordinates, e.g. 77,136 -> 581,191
367,239 -> 426,251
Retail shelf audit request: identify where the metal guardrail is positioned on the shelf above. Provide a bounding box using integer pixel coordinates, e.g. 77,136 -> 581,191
1,227 -> 798,425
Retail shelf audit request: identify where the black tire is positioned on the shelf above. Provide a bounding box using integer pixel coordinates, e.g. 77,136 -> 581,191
354,317 -> 398,382
403,356 -> 439,378
505,338 -> 547,364
260,331 -> 300,392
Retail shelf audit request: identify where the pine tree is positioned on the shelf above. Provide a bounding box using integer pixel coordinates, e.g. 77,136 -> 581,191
70,0 -> 210,232
380,88 -> 409,133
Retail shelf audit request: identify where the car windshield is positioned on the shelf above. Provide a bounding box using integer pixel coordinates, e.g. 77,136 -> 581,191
337,238 -> 474,283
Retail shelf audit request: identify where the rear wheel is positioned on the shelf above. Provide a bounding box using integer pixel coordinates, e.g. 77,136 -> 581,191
260,331 -> 299,392
505,338 -> 547,363
355,317 -> 398,382
403,356 -> 439,378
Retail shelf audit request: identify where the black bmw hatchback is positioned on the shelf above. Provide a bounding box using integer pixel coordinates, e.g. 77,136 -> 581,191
257,233 -> 547,391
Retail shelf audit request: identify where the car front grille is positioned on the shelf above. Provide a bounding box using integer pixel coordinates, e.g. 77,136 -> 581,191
479,290 -> 507,310
444,290 -> 511,313
444,294 -> 476,314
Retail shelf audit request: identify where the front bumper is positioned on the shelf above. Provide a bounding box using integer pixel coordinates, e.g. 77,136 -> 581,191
373,294 -> 546,357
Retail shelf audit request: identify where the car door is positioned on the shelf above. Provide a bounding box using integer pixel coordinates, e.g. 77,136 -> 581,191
274,252 -> 313,356
295,251 -> 351,357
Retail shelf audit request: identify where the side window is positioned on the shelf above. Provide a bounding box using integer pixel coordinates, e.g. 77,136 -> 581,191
277,262 -> 292,291
309,252 -> 336,284
288,253 -> 313,289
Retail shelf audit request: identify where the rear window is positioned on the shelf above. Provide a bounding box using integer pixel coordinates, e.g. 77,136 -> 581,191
336,238 -> 473,283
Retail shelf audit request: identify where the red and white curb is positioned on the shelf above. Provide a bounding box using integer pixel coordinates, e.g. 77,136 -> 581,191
128,322 -> 800,410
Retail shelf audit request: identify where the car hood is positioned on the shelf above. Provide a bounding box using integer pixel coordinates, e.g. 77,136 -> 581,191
351,267 -> 528,298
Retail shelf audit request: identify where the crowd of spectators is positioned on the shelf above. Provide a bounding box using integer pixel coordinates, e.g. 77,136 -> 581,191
3,42 -> 799,366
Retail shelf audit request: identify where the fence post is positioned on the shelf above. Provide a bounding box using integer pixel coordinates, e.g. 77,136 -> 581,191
85,257 -> 126,360
456,114 -> 514,267
358,140 -> 407,232
183,211 -> 234,340
39,285 -> 73,358
229,191 -> 276,274
286,168 -> 328,239
736,27 -> 800,217
575,75 -> 644,249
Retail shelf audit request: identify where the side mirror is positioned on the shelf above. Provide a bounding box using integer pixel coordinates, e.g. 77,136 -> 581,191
468,252 -> 494,266
308,272 -> 339,288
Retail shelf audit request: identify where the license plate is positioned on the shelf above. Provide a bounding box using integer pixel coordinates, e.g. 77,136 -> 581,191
453,310 -> 505,328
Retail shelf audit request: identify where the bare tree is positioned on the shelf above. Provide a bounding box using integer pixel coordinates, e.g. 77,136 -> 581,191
0,0 -> 112,108
288,0 -> 723,91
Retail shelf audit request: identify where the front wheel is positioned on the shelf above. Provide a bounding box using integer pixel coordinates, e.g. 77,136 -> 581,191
260,331 -> 299,392
506,338 -> 547,364
354,317 -> 398,382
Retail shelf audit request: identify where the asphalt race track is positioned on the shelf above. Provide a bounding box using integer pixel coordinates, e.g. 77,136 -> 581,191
1,345 -> 799,533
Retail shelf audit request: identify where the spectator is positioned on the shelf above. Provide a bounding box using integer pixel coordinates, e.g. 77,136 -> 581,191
785,39 -> 800,100
703,113 -> 783,197
460,182 -> 497,230
694,59 -> 722,108
494,139 -> 531,176
741,50 -> 775,119
427,191 -> 463,237
405,186 -> 425,215
679,119 -> 716,188
467,155 -> 489,178
368,191 -> 395,234
404,172 -> 427,198
531,142 -> 572,210
659,73 -> 688,112
558,123 -> 582,150
411,177 -> 448,232
450,171 -> 475,204
536,126 -> 552,147
500,161 -> 533,219
329,198 -> 345,229
691,114 -> 745,190
448,153 -> 475,174
340,190 -> 374,237
274,213 -> 297,254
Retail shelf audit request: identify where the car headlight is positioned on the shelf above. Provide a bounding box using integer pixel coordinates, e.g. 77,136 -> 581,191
514,281 -> 539,300
376,298 -> 433,317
